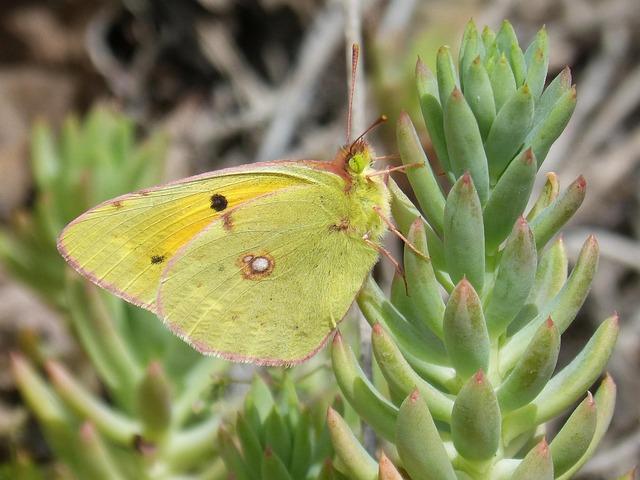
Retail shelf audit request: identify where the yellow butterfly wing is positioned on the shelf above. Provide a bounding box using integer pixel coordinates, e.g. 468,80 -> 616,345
57,163 -> 333,312
157,182 -> 381,365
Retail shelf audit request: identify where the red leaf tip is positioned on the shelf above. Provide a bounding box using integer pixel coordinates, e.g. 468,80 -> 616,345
79,422 -> 95,442
611,312 -> 620,327
372,323 -> 384,335
537,438 -> 549,455
517,216 -> 529,228
460,171 -> 473,185
398,110 -> 411,125
409,388 -> 420,402
545,316 -> 554,328
586,391 -> 595,407
575,175 -> 587,190
451,87 -> 463,100
474,369 -> 486,384
326,406 -> 337,421
147,361 -> 163,377
523,148 -> 535,165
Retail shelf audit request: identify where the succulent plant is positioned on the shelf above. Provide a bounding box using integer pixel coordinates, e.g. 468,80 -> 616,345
327,20 -> 619,480
4,108 -> 229,479
218,372 -> 349,480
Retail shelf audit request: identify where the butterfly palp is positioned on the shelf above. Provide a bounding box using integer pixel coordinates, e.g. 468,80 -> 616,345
210,193 -> 228,211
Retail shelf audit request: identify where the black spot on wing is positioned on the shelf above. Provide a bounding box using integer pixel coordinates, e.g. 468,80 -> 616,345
150,255 -> 165,264
210,193 -> 228,212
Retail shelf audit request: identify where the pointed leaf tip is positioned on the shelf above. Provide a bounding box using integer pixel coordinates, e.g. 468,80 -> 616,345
474,369 -> 486,384
416,57 -> 430,77
539,437 -> 549,450
545,316 -> 555,328
409,388 -> 420,402
398,110 -> 411,125
372,323 -> 384,335
79,421 -> 95,442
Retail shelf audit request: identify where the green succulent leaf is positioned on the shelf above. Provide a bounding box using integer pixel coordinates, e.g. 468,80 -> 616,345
526,86 -> 577,168
527,172 -> 560,221
443,279 -> 490,378
497,318 -> 560,411
404,218 -> 446,339
378,452 -> 405,480
289,410 -> 313,479
463,56 -> 496,139
416,59 -> 451,174
444,173 -> 485,292
509,43 -> 527,87
502,235 -> 598,370
503,315 -> 618,443
534,67 -> 572,127
397,389 -> 457,480
485,84 -> 534,183
437,46 -> 460,108
236,413 -> 263,479
371,324 -> 455,422
331,331 -> 398,442
549,394 -> 597,477
511,439 -> 554,480
524,27 -> 549,99
557,375 -> 617,480
136,361 -> 171,439
262,447 -> 294,480
444,89 -> 490,203
397,112 -> 446,235
219,427 -> 253,480
264,406 -> 292,467
483,148 -> 536,253
78,422 -> 128,480
358,276 -> 449,367
490,53 -> 517,112
326,408 -> 377,480
451,371 -> 501,460
485,218 -> 537,337
530,176 -> 586,250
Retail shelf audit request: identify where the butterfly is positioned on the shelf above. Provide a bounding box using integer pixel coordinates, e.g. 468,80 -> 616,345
57,46 -> 418,366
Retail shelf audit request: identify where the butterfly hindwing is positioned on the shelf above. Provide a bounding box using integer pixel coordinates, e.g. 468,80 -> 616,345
157,184 -> 379,365
57,163 -> 328,311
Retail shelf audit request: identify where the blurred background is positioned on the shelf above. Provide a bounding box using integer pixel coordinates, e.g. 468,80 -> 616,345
0,0 -> 638,478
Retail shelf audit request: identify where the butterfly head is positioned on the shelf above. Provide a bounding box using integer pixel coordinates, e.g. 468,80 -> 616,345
345,139 -> 375,175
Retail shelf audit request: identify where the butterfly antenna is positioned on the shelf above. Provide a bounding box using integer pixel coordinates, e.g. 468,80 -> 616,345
346,43 -> 359,143
348,115 -> 388,153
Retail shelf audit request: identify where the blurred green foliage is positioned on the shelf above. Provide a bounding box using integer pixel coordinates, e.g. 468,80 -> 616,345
3,108 -> 230,479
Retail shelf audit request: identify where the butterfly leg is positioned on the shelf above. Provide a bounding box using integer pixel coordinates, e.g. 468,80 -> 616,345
363,233 -> 408,293
372,206 -> 429,260
365,162 -> 422,179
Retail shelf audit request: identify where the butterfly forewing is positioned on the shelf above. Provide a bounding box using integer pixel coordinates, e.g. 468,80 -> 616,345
57,164 -> 323,311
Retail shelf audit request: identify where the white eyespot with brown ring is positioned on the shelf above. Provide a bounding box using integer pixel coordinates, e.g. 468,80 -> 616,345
238,253 -> 275,279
